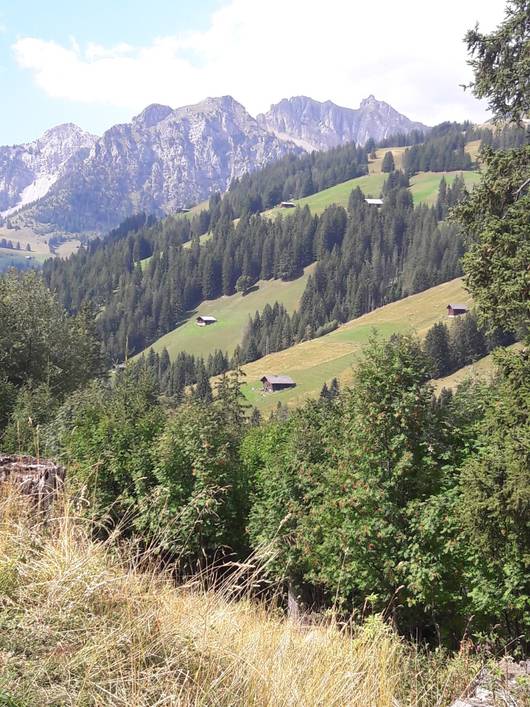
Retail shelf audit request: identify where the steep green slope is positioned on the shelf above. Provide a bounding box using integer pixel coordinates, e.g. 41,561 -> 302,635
234,278 -> 472,412
137,264 -> 315,360
262,169 -> 480,217
409,171 -> 482,205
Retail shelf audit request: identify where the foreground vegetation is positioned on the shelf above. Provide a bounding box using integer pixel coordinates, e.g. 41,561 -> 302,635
1,270 -> 527,653
0,488 -> 495,706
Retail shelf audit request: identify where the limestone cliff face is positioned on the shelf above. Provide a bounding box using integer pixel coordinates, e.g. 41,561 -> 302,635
257,95 -> 428,152
12,97 -> 301,235
0,124 -> 97,215
6,94 -> 427,236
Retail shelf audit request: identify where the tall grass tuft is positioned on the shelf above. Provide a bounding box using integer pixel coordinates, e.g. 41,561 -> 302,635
0,487 -> 479,706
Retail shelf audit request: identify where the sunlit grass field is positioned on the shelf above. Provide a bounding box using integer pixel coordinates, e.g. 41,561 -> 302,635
236,278 -> 473,412
136,264 -> 315,360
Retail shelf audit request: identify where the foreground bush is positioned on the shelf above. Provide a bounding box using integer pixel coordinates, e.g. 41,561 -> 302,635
0,488 -> 485,706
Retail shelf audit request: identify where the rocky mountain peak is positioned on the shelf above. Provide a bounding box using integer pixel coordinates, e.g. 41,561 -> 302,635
0,123 -> 97,217
257,95 -> 428,152
4,92 -> 428,234
133,104 -> 173,129
9,95 -> 301,234
360,94 -> 378,107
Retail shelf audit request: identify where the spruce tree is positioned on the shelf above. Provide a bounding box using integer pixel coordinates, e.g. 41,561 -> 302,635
381,151 -> 395,173
424,322 -> 452,377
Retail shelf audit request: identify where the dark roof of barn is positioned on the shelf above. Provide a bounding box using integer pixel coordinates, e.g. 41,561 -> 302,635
447,304 -> 468,310
197,315 -> 217,322
260,375 -> 295,385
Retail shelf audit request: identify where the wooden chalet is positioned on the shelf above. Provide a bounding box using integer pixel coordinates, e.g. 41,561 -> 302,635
446,304 -> 468,317
196,315 -> 217,327
260,374 -> 296,392
279,201 -> 296,209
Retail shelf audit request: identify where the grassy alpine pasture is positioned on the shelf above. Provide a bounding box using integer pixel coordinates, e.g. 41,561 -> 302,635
262,169 -> 480,217
0,247 -> 47,272
136,264 -> 315,361
263,173 -> 387,217
235,278 -> 472,413
367,146 -> 408,173
409,170 -> 482,205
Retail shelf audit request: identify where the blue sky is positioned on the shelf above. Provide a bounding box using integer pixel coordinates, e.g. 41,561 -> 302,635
0,0 -> 506,145
0,0 -> 219,143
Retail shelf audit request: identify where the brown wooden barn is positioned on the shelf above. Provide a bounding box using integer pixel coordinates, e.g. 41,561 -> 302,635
279,201 -> 296,209
196,315 -> 217,326
446,304 -> 468,317
260,375 -> 296,392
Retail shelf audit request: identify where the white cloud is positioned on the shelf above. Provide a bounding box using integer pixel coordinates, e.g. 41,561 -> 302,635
13,0 -> 506,125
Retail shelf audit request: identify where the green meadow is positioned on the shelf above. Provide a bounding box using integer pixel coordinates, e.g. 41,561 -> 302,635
136,264 -> 315,361
234,277 -> 473,413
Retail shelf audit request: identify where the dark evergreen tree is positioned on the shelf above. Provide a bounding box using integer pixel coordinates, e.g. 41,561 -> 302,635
381,151 -> 395,172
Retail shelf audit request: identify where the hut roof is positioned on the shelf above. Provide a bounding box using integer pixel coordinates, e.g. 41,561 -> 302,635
365,198 -> 384,205
260,375 -> 295,385
197,315 -> 217,322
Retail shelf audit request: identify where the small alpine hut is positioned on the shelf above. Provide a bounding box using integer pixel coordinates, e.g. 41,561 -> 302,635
446,304 -> 468,317
279,201 -> 296,209
196,315 -> 217,327
260,374 -> 296,393
365,198 -> 384,207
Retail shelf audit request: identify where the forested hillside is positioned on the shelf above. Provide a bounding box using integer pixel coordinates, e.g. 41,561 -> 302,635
42,119 -> 481,368
44,175 -> 466,364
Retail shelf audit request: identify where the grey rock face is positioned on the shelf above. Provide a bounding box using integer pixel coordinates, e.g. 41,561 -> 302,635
0,124 -> 97,215
257,95 -> 428,152
6,94 -> 427,235
12,96 -> 301,234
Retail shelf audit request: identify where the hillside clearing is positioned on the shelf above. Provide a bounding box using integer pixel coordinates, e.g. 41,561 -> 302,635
409,170 -> 482,205
136,264 -> 315,360
235,278 -> 472,412
368,146 -> 407,174
0,247 -> 48,272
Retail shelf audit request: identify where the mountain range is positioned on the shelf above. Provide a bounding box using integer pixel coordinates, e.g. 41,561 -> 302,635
1,95 -> 428,235
257,95 -> 427,152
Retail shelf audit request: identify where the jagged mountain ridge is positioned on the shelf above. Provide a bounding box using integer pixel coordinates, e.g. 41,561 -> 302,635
0,123 -> 97,216
6,94 -> 427,235
11,96 -> 302,235
257,95 -> 428,152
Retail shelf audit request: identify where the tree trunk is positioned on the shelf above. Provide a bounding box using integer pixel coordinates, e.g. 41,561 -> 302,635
0,455 -> 65,511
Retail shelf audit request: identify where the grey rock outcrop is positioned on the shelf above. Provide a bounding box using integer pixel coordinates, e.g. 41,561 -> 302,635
257,95 -> 428,152
0,124 -> 97,216
5,94 -> 427,236
11,96 -> 302,235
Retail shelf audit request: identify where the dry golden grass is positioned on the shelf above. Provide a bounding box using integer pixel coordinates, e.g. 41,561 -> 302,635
0,488 -> 480,706
368,146 -> 408,175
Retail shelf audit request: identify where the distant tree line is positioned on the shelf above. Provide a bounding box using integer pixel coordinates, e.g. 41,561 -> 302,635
0,238 -> 27,251
403,122 -> 477,174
